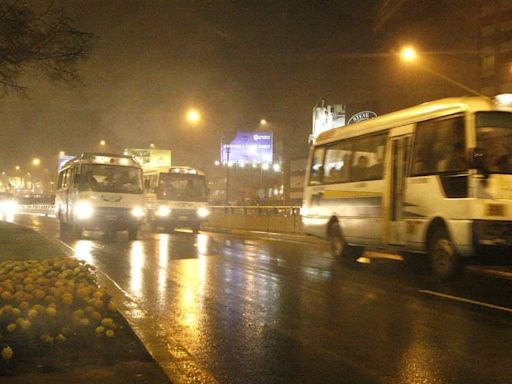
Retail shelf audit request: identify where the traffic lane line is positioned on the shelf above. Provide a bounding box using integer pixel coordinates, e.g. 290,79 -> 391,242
419,289 -> 512,314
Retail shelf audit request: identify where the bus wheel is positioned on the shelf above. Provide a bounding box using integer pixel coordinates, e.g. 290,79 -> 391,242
429,229 -> 463,280
328,222 -> 363,262
128,227 -> 138,240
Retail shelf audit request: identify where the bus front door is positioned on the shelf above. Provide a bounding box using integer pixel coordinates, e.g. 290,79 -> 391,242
389,135 -> 411,245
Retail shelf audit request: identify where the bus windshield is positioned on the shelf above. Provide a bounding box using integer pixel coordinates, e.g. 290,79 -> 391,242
476,112 -> 512,174
80,164 -> 143,194
157,173 -> 207,202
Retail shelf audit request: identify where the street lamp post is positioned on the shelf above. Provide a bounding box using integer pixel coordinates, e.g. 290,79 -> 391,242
399,46 -> 483,97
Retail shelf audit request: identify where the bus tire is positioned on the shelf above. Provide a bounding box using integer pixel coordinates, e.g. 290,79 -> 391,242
328,222 -> 363,263
128,227 -> 138,240
429,229 -> 463,280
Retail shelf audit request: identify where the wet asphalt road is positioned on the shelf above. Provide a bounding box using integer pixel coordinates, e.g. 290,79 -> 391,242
11,214 -> 512,384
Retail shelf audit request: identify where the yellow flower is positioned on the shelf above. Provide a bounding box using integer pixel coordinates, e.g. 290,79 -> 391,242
107,301 -> 116,312
7,323 -> 16,332
1,291 -> 12,301
46,307 -> 57,317
79,318 -> 90,327
28,309 -> 38,318
61,294 -> 73,306
95,326 -> 105,334
20,320 -> 31,331
1,346 -> 13,360
73,309 -> 85,318
105,329 -> 114,338
101,318 -> 114,328
56,334 -> 66,342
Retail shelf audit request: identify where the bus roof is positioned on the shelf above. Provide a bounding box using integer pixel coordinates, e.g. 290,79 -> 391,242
142,165 -> 205,176
60,152 -> 140,170
315,96 -> 495,145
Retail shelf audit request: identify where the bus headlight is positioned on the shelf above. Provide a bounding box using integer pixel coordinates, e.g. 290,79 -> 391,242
0,200 -> 18,214
156,205 -> 171,217
131,206 -> 145,218
75,201 -> 94,220
197,207 -> 210,218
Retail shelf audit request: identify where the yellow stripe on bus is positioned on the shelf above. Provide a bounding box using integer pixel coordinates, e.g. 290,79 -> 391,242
322,190 -> 383,199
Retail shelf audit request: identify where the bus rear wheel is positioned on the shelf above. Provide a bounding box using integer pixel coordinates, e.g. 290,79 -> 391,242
429,229 -> 463,280
328,222 -> 363,263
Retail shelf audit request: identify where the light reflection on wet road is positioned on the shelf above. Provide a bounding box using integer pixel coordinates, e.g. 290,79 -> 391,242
12,214 -> 512,384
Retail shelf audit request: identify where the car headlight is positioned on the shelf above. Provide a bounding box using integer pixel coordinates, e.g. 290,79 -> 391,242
156,205 -> 171,217
131,206 -> 145,218
2,200 -> 18,213
75,201 -> 94,220
197,207 -> 210,218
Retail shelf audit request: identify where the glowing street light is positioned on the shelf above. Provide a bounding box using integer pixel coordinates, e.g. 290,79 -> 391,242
400,46 -> 417,63
399,44 -> 483,96
272,163 -> 281,172
186,108 -> 201,124
150,143 -> 155,148
260,119 -> 268,126
32,158 -> 41,167
100,140 -> 106,146
59,151 -> 65,157
15,165 -> 20,171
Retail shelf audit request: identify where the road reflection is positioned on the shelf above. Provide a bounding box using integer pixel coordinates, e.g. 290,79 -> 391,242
130,241 -> 145,298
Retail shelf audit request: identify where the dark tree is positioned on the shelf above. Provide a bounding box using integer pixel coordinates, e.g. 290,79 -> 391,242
0,1 -> 93,95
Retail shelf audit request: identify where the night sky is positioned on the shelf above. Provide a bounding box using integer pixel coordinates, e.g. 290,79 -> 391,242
0,0 -> 479,174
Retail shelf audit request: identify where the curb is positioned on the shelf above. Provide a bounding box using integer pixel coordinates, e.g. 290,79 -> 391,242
58,241 -> 218,384
202,226 -> 325,245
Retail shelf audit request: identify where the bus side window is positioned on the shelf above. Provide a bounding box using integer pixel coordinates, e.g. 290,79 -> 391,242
309,147 -> 325,185
324,142 -> 352,183
412,114 -> 465,176
351,133 -> 387,181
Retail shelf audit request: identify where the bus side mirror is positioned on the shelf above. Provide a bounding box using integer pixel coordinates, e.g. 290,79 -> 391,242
470,147 -> 489,177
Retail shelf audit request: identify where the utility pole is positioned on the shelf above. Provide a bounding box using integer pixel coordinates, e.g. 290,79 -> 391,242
225,146 -> 230,205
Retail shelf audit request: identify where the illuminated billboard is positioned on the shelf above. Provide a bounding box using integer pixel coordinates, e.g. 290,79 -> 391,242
124,148 -> 171,170
221,131 -> 273,163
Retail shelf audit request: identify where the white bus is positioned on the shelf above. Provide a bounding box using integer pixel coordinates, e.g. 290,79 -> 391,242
55,153 -> 146,240
143,166 -> 209,233
302,96 -> 512,279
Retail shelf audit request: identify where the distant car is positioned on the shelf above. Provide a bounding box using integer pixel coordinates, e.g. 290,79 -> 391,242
0,192 -> 18,215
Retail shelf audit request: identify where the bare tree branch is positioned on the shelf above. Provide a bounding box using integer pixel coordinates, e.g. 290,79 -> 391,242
0,1 -> 94,96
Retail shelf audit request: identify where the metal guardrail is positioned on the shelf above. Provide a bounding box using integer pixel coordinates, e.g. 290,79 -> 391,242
18,204 -> 302,216
18,204 -> 55,214
209,205 -> 301,216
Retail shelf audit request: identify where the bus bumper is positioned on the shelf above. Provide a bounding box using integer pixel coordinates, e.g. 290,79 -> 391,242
471,220 -> 512,263
76,208 -> 144,231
